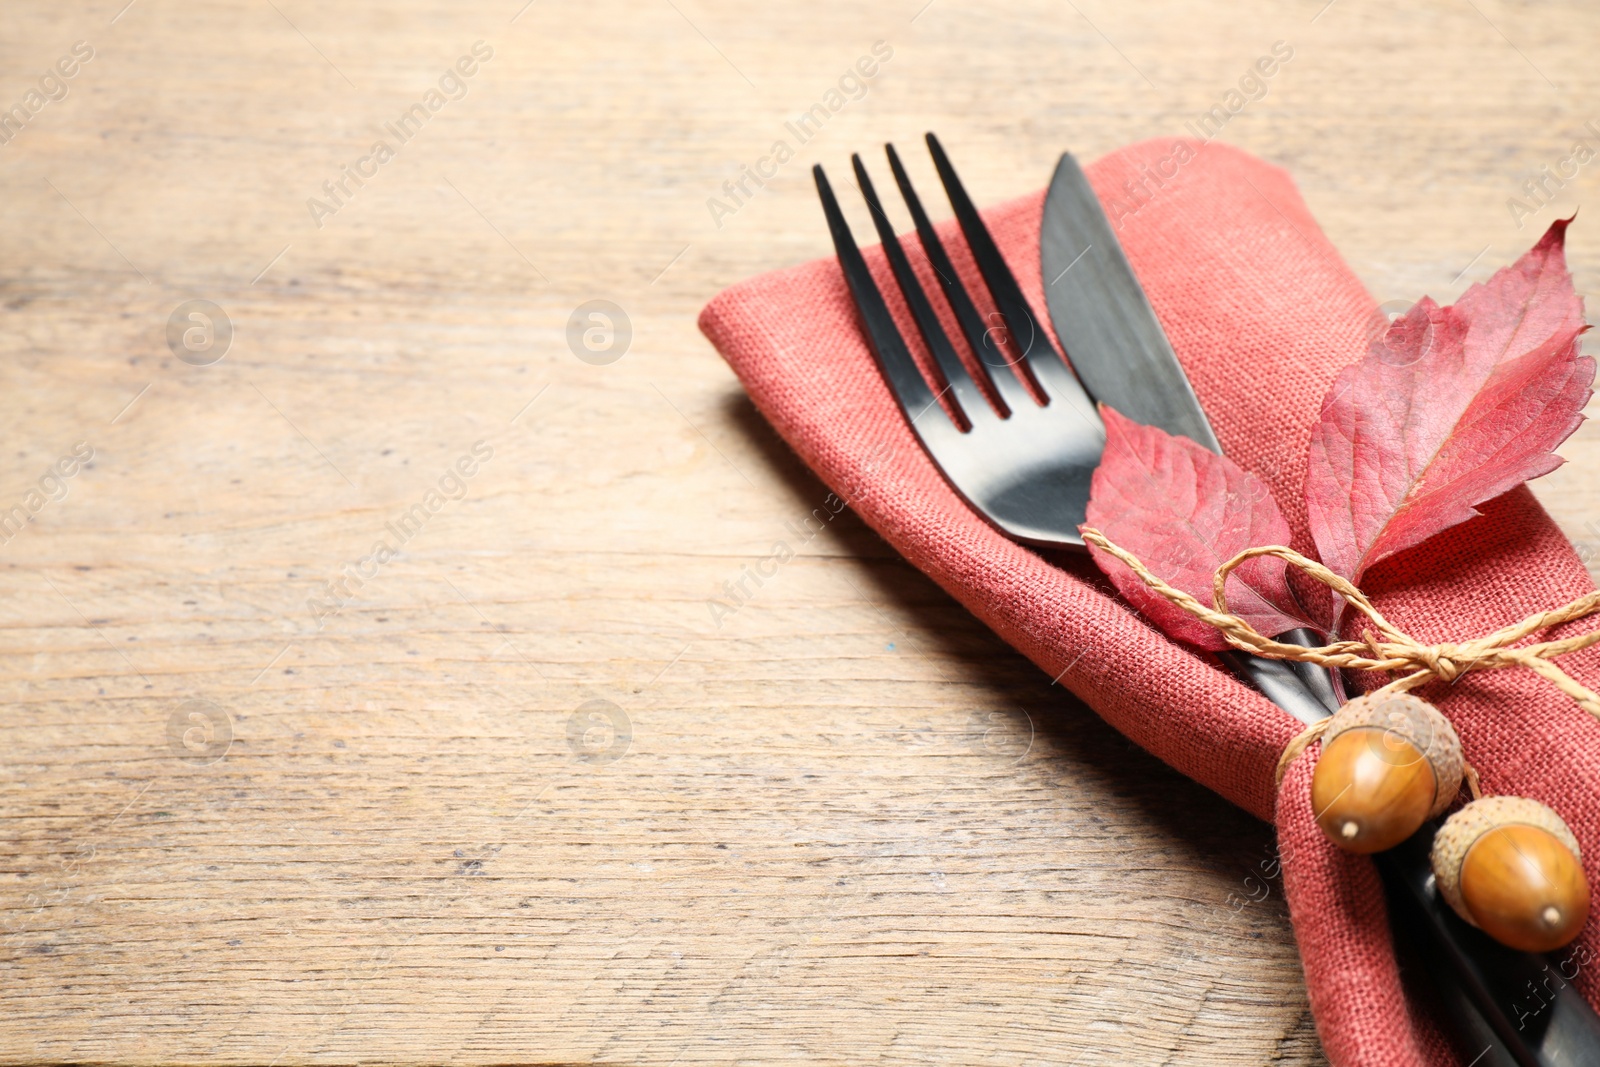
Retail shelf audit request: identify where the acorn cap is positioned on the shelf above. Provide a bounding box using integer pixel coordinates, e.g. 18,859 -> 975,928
1323,692 -> 1463,818
1430,795 -> 1583,924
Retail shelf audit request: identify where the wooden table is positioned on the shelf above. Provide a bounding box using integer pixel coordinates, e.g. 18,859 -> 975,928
2,1 -> 1596,1062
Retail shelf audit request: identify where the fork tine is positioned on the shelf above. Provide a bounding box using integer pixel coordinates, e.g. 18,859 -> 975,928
884,143 -> 1034,416
923,132 -> 1085,405
850,153 -> 994,424
813,164 -> 958,431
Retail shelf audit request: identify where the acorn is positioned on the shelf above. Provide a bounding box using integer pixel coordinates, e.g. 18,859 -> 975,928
1431,795 -> 1590,953
1310,692 -> 1463,853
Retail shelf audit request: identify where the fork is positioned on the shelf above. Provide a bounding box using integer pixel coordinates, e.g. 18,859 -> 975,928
813,138 -> 1103,548
811,135 -> 1598,1067
814,137 -> 1339,719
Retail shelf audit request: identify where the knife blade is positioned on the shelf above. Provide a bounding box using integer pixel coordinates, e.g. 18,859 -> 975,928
1039,152 -> 1218,451
1041,150 -> 1340,724
1038,147 -> 1600,1067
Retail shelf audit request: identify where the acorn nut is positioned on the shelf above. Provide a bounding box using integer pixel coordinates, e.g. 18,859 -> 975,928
1310,693 -> 1463,853
1431,795 -> 1589,953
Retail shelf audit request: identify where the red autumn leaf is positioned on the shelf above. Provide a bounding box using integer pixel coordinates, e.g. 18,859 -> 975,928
1305,219 -> 1594,592
1083,406 -> 1316,650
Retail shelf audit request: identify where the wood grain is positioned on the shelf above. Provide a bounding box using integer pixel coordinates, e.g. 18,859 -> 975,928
0,0 -> 1596,1063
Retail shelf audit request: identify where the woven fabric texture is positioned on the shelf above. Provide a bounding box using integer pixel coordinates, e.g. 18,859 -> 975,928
697,138 -> 1600,1065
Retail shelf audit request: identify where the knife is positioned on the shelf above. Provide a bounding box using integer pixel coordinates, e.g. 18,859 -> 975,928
1039,148 -> 1600,1066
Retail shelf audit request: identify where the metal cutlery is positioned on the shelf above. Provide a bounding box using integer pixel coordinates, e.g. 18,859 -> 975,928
814,132 -> 1600,1066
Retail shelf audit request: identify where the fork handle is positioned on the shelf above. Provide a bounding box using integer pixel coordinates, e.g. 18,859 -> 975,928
1219,646 -> 1337,726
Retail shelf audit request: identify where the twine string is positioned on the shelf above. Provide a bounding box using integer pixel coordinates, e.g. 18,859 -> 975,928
1080,527 -> 1600,724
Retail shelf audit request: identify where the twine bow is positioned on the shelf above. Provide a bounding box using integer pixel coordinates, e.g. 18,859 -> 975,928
1079,528 -> 1600,719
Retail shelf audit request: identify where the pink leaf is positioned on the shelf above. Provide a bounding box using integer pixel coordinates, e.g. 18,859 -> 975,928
1084,407 -> 1315,650
1306,220 -> 1594,589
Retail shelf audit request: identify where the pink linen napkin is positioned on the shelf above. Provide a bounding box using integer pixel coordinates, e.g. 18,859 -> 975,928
697,137 -> 1600,1065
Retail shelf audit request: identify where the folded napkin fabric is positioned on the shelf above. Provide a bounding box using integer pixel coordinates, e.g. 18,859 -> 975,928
698,138 -> 1600,1066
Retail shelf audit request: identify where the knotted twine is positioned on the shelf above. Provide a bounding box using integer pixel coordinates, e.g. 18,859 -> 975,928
1079,528 -> 1600,789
